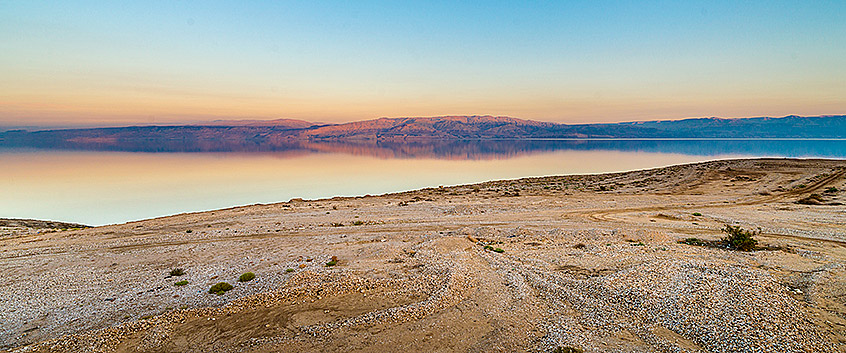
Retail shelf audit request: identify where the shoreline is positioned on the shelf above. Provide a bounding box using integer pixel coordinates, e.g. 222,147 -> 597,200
4,156 -> 840,228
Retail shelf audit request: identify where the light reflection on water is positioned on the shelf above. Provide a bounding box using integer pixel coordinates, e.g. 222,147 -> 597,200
2,139 -> 844,225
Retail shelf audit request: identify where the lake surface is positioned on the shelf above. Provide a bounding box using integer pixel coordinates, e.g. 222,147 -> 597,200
3,139 -> 845,225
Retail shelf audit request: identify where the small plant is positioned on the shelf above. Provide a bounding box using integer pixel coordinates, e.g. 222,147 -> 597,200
692,212 -> 702,216
330,222 -> 344,227
352,220 -> 365,226
721,225 -> 759,251
493,248 -> 505,253
552,346 -> 584,353
174,280 -> 188,286
630,242 -> 646,246
285,268 -> 295,273
186,229 -> 192,233
483,245 -> 494,251
682,237 -> 705,246
238,272 -> 255,282
573,243 -> 586,249
169,268 -> 185,276
209,282 -> 233,295
824,186 -> 839,193
325,260 -> 337,266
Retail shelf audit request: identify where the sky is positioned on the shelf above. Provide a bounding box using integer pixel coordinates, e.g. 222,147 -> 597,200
1,0 -> 845,127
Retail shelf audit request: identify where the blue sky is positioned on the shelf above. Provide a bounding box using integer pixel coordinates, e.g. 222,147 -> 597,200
1,0 -> 844,126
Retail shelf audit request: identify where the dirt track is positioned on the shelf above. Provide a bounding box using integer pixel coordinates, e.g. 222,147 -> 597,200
2,158 -> 846,352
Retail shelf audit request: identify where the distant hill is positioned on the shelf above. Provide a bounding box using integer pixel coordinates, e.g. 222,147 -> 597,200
197,118 -> 318,129
300,116 -> 558,139
293,115 -> 846,139
616,115 -> 846,138
1,115 -> 844,151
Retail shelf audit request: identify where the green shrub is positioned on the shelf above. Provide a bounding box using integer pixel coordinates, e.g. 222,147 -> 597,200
721,225 -> 759,251
238,272 -> 255,282
174,280 -> 188,286
325,260 -> 337,266
209,282 -> 233,295
330,222 -> 344,227
692,212 -> 702,216
552,347 -> 584,353
824,186 -> 838,193
682,237 -> 705,246
484,245 -> 494,251
493,248 -> 504,253
186,229 -> 192,233
285,268 -> 295,273
169,268 -> 185,276
352,220 -> 365,226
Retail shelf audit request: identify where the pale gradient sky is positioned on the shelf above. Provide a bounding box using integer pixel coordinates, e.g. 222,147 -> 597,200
1,0 -> 844,127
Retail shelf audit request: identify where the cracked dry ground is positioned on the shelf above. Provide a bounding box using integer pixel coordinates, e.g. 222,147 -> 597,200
3,158 -> 846,352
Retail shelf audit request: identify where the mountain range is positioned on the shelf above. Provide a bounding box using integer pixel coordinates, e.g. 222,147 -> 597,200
1,115 -> 845,152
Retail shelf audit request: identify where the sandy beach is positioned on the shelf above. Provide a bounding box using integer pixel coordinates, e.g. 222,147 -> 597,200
2,158 -> 845,352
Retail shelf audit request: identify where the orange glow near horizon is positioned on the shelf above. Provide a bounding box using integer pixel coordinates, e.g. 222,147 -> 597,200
3,92 -> 844,127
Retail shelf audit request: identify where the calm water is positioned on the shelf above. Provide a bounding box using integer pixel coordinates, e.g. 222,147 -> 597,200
3,139 -> 845,225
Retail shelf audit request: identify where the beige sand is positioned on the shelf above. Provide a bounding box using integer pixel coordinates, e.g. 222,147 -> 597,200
2,158 -> 845,352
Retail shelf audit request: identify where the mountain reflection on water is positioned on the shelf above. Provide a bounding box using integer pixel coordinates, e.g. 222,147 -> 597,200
3,138 -> 844,225
4,138 -> 846,159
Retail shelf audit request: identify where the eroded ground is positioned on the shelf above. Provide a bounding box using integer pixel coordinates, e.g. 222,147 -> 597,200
2,158 -> 846,352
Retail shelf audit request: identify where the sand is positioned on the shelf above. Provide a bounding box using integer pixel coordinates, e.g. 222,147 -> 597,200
1,158 -> 845,352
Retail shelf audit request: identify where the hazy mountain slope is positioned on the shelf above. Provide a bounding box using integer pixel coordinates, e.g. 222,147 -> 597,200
197,118 -> 317,129
620,115 -> 846,138
302,116 -> 558,139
